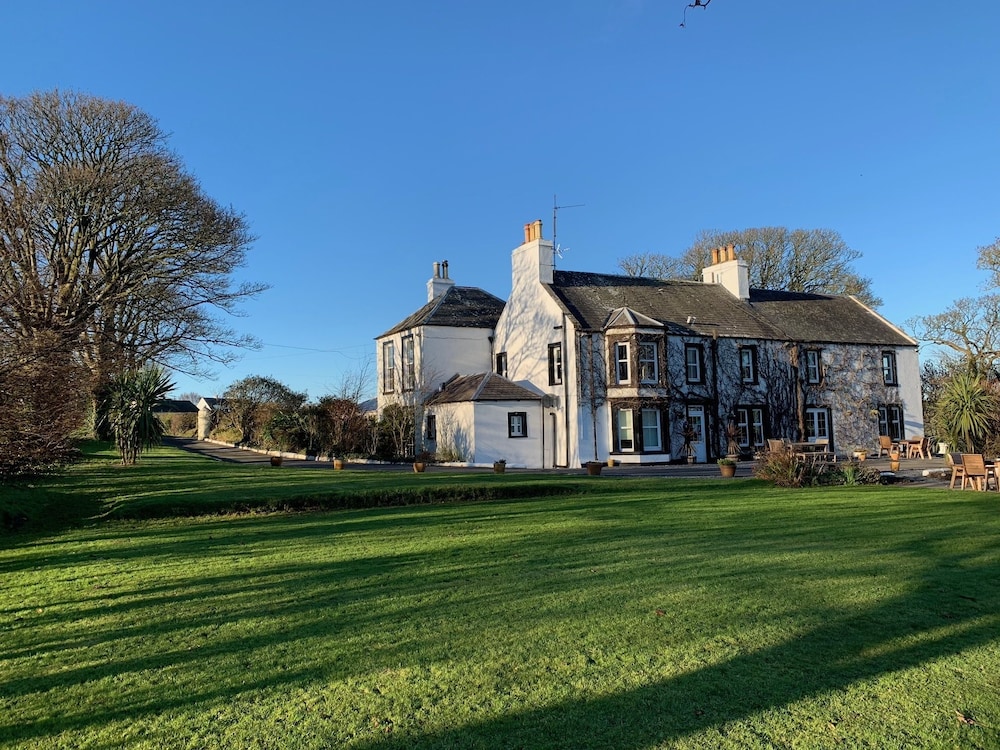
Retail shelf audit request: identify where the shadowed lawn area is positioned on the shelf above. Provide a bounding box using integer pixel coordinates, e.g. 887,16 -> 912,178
1,446 -> 998,748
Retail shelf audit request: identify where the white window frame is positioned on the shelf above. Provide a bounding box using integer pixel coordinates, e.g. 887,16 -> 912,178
805,350 -> 822,384
617,408 -> 635,452
641,408 -> 662,451
740,347 -> 756,383
615,342 -> 630,384
805,407 -> 830,441
638,342 -> 658,384
402,335 -> 415,391
548,343 -> 563,385
685,345 -> 702,383
882,351 -> 898,385
382,341 -> 396,393
508,411 -> 527,438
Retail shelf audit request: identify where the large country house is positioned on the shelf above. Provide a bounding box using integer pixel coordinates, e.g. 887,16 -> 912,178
376,221 -> 922,468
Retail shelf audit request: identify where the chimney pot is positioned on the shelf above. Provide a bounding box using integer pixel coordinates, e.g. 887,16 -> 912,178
442,260 -> 449,279
433,261 -> 440,279
711,247 -> 720,265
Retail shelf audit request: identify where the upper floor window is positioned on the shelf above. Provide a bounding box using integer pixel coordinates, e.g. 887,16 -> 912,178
402,335 -> 415,391
382,341 -> 396,393
881,351 -> 898,385
508,411 -> 527,438
615,342 -> 630,384
805,349 -> 822,384
548,344 -> 563,385
685,344 -> 703,384
638,342 -> 658,384
495,352 -> 508,378
425,414 -> 436,441
739,346 -> 757,383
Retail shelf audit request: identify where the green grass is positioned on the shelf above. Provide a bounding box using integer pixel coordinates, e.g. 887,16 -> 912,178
1,446 -> 999,748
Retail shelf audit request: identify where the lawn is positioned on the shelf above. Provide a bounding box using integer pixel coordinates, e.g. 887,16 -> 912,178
1,446 -> 999,748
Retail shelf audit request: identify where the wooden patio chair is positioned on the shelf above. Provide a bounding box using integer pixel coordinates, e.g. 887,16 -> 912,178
766,439 -> 788,454
960,454 -> 993,491
907,437 -> 929,459
948,453 -> 966,490
877,435 -> 894,458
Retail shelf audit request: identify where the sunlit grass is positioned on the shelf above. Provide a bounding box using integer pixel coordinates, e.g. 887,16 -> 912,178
1,446 -> 998,748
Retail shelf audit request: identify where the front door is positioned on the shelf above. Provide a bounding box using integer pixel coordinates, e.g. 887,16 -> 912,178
686,405 -> 707,463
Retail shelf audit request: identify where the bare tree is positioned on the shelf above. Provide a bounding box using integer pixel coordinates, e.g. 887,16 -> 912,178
0,90 -> 266,391
618,227 -> 882,307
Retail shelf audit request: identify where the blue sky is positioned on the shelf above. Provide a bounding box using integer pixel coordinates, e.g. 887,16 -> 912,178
4,1 -> 998,400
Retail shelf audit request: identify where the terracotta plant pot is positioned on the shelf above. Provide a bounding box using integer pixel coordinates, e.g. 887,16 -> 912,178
586,461 -> 603,476
493,462 -> 506,474
333,458 -> 345,471
270,456 -> 282,467
412,462 -> 426,473
719,463 -> 736,478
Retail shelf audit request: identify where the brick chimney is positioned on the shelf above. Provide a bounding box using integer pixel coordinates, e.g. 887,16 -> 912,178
427,259 -> 455,301
702,243 -> 749,300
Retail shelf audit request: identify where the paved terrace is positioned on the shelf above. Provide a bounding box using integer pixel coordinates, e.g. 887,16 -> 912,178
165,438 -> 954,488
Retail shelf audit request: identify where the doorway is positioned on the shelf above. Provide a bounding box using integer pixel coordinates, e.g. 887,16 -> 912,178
686,405 -> 707,463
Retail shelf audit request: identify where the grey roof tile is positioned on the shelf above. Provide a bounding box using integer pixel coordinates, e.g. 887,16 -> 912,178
548,270 -> 913,346
425,372 -> 542,405
379,286 -> 505,338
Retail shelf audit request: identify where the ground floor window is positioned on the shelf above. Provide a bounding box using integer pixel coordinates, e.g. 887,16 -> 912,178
613,404 -> 667,453
508,412 -> 527,438
734,406 -> 766,449
805,407 -> 830,442
617,409 -> 635,452
641,409 -> 662,451
878,404 -> 904,441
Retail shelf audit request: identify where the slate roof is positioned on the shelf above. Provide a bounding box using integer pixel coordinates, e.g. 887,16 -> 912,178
152,399 -> 200,413
379,286 -> 506,338
425,373 -> 543,405
547,270 -> 914,347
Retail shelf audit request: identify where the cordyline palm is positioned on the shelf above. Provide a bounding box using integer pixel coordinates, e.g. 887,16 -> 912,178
934,370 -> 999,454
104,367 -> 175,465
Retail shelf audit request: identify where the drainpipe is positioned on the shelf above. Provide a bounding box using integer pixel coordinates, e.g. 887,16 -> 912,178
710,331 -> 719,460
562,312 -> 571,468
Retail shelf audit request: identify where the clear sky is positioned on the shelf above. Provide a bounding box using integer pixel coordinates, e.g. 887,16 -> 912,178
3,1 -> 998,401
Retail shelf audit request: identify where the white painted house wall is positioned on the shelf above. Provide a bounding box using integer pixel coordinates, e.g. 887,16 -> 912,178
492,221 -> 582,467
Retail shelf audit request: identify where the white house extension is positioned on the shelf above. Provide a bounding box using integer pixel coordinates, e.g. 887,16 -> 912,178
376,221 -> 923,468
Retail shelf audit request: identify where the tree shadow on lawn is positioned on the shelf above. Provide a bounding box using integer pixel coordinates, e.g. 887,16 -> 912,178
346,546 -> 1000,748
3,492 -> 998,746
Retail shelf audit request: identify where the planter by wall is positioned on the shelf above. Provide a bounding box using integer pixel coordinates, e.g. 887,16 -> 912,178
270,456 -> 283,467
586,461 -> 603,476
493,462 -> 506,474
412,462 -> 426,473
333,458 -> 345,471
719,463 -> 736,478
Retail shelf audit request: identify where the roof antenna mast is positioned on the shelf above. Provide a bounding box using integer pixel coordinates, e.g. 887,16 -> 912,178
552,193 -> 584,260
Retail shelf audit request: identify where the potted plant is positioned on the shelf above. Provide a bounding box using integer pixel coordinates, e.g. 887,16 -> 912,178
270,455 -> 283,467
585,461 -> 603,476
493,458 -> 506,474
413,451 -> 432,473
333,457 -> 345,471
725,418 -> 741,461
852,446 -> 868,462
889,449 -> 900,473
682,421 -> 697,464
717,457 -> 737,477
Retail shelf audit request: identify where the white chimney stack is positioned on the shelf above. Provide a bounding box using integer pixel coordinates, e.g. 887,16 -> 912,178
427,259 -> 455,301
702,244 -> 749,300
